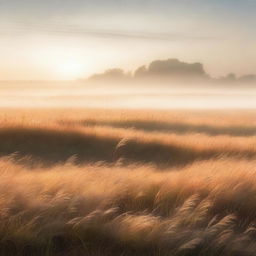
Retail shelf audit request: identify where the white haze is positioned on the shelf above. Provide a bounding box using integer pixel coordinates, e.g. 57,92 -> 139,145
1,81 -> 256,109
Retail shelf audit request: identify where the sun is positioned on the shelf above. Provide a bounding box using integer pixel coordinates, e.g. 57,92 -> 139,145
55,61 -> 84,80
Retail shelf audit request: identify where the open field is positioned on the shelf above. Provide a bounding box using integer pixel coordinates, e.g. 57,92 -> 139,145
1,108 -> 256,255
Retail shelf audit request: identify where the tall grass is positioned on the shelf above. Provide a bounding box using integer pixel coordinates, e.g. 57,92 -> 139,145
1,123 -> 256,167
1,159 -> 256,255
1,108 -> 256,255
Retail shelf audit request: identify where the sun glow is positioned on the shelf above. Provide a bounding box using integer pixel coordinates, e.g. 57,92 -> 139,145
55,61 -> 85,80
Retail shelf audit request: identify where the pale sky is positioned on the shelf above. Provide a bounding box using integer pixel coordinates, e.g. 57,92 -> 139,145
0,0 -> 255,80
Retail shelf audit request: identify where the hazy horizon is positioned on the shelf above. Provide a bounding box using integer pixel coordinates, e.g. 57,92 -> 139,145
1,0 -> 256,80
0,57 -> 255,82
1,0 -> 256,109
1,79 -> 256,109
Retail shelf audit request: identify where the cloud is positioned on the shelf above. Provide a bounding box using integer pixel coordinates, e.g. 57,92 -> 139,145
0,22 -> 214,41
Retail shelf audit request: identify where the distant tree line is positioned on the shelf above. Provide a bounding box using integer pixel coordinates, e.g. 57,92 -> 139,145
88,58 -> 256,84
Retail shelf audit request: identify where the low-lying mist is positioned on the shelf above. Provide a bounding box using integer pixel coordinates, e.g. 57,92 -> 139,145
1,80 -> 256,109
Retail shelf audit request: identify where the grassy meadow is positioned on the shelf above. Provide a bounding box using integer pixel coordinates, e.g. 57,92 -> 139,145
1,108 -> 256,255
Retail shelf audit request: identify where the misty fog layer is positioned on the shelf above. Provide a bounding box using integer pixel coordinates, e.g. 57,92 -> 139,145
1,80 -> 256,109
